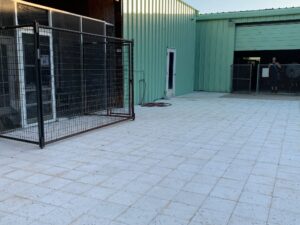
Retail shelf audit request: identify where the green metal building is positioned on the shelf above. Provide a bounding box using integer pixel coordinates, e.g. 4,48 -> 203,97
122,0 -> 198,103
195,7 -> 300,93
123,2 -> 300,101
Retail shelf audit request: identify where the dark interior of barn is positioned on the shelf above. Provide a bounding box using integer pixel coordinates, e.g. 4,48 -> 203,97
234,50 -> 300,64
233,50 -> 300,92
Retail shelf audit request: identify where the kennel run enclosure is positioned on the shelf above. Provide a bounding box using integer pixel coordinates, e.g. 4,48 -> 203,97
0,22 -> 134,148
232,64 -> 300,94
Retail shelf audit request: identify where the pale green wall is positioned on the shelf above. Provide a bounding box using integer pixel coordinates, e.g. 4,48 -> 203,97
195,8 -> 300,92
122,0 -> 197,103
195,20 -> 235,92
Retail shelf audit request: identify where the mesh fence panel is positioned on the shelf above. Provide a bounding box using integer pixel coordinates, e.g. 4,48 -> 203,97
232,64 -> 300,94
0,24 -> 134,147
232,64 -> 252,93
258,64 -> 300,93
0,26 -> 37,143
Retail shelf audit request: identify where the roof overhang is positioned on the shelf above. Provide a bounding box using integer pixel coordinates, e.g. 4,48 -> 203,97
196,7 -> 300,21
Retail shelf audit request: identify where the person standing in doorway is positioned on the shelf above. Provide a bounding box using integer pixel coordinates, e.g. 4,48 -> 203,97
269,57 -> 281,93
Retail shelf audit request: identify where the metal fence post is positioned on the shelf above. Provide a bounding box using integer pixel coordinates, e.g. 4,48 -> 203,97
230,65 -> 233,93
34,21 -> 45,149
80,18 -> 85,115
256,64 -> 260,95
249,64 -> 252,93
130,41 -> 135,120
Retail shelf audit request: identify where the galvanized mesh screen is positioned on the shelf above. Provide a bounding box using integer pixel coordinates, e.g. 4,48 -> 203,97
0,24 -> 134,148
258,64 -> 300,93
232,64 -> 300,94
232,64 -> 252,93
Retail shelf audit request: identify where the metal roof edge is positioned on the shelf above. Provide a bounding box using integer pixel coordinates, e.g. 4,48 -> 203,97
196,7 -> 300,21
178,0 -> 199,13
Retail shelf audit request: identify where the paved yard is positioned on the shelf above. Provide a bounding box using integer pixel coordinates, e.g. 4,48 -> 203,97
0,92 -> 300,225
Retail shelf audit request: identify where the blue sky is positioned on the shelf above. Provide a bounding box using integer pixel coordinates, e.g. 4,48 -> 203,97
184,0 -> 300,13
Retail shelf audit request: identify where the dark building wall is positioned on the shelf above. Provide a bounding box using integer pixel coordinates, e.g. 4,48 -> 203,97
25,0 -> 122,37
27,0 -> 115,23
86,0 -> 123,37
25,0 -> 88,16
87,0 -> 115,24
0,0 -> 15,26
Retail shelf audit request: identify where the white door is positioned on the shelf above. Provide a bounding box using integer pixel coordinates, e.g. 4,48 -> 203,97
17,28 -> 56,127
166,49 -> 176,97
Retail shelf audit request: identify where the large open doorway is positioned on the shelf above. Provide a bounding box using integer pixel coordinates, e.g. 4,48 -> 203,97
233,50 -> 300,94
234,50 -> 300,65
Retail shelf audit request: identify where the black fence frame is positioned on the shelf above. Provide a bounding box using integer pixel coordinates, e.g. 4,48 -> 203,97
0,22 -> 135,148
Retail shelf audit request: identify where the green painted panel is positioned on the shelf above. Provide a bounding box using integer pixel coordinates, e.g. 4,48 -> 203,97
195,20 -> 235,92
236,23 -> 300,51
233,14 -> 300,24
122,0 -> 197,103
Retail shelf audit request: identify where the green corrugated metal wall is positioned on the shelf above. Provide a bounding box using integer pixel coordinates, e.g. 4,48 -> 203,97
122,0 -> 197,103
195,8 -> 300,92
236,23 -> 300,51
195,20 -> 235,92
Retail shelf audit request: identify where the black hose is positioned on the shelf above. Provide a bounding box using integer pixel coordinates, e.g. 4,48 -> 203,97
142,102 -> 172,107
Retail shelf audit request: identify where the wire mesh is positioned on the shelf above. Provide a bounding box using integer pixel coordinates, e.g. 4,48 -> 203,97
232,63 -> 300,94
0,24 -> 134,147
258,64 -> 300,94
232,64 -> 252,93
